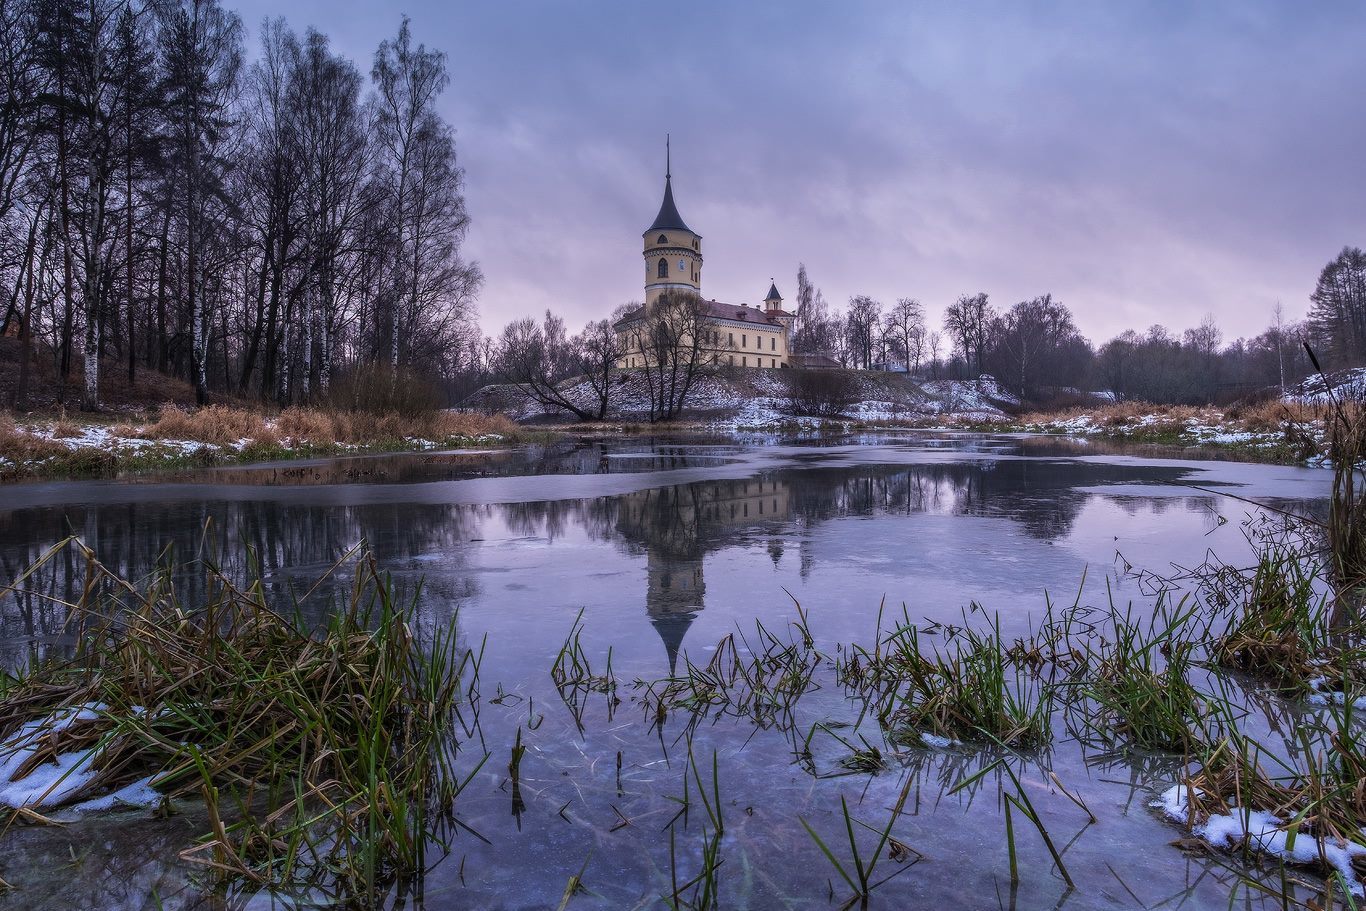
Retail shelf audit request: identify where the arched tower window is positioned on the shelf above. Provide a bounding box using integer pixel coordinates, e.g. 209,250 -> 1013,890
657,234 -> 668,244
657,257 -> 668,279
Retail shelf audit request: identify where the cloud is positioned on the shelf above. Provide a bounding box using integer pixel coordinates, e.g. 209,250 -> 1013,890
230,0 -> 1366,343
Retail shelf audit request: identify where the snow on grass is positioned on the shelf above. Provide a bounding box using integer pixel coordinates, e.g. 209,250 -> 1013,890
0,416 -> 512,477
1305,676 -> 1366,711
1017,407 -> 1327,462
1154,784 -> 1366,896
918,732 -> 961,749
67,776 -> 162,812
26,422 -> 212,456
0,703 -> 107,809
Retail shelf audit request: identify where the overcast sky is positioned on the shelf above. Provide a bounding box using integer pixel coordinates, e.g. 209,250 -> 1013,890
231,0 -> 1366,344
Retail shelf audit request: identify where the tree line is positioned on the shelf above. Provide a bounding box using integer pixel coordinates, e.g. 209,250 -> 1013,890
787,246 -> 1366,404
487,245 -> 1363,421
0,0 -> 480,410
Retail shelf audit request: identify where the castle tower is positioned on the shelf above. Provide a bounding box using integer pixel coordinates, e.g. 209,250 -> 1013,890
765,281 -> 796,334
643,137 -> 702,304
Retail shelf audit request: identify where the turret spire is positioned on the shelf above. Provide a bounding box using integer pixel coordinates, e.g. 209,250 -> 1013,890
646,136 -> 692,233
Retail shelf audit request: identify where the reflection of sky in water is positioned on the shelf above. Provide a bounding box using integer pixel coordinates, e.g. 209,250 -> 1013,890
0,433 -> 1334,909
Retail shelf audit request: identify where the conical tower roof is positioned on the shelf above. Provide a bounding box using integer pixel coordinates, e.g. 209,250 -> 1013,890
765,282 -> 782,302
646,135 -> 694,235
647,176 -> 692,234
651,612 -> 696,677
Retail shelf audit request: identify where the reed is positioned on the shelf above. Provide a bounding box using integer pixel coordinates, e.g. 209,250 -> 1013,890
856,617 -> 1053,749
1078,604 -> 1206,752
0,536 -> 469,904
799,775 -> 919,910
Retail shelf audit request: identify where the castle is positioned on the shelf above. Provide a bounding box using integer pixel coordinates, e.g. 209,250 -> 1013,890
614,143 -> 797,369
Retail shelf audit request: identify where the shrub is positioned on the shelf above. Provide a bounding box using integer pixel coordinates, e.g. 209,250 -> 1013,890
786,369 -> 859,418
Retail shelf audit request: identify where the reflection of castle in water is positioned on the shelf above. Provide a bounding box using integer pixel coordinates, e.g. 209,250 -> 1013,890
617,478 -> 792,673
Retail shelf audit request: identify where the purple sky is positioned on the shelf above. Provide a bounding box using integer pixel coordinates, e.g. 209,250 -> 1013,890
231,1 -> 1366,344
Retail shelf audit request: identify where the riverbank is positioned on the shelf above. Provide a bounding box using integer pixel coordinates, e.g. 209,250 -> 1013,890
980,400 -> 1329,465
2,394 -> 1336,483
0,406 -> 526,482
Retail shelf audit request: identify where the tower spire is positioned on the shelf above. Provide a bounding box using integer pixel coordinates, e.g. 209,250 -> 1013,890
666,133 -> 671,179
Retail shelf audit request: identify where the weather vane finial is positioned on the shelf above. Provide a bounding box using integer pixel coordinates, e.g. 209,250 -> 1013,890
666,134 -> 671,180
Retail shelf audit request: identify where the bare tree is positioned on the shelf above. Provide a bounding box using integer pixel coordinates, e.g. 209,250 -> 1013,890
495,310 -> 598,421
882,297 -> 924,373
792,262 -> 837,355
844,295 -> 881,369
288,27 -> 369,400
636,290 -> 707,421
158,0 -> 243,404
943,292 -> 993,377
576,313 -> 624,420
986,294 -> 1090,399
372,16 -> 479,379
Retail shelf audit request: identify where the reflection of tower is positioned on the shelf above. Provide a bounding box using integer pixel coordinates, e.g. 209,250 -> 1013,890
617,478 -> 793,675
646,546 -> 703,675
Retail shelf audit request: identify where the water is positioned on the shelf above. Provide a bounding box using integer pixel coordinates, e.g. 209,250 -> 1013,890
0,431 -> 1334,908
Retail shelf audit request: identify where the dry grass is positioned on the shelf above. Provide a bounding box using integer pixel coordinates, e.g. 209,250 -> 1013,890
141,404 -> 271,447
0,411 -> 74,462
1227,399 -> 1325,431
131,405 -> 516,448
1326,399 -> 1366,598
275,407 -> 515,446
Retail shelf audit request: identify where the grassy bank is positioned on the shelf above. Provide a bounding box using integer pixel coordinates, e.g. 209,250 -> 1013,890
0,406 -> 528,482
995,400 -> 1329,463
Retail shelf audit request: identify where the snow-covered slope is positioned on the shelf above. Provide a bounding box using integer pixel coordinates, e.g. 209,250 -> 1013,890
463,370 -> 1018,426
1286,368 -> 1366,404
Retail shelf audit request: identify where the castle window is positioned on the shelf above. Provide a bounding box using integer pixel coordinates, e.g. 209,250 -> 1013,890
742,334 -> 747,348
728,332 -> 733,346
657,257 -> 668,279
657,234 -> 668,244
770,337 -> 775,351
678,259 -> 686,272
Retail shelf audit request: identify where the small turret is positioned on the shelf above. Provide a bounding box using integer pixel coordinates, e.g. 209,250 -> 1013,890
764,281 -> 783,312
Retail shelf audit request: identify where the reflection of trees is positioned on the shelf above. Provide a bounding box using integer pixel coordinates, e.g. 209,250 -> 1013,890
0,456 -> 1205,673
0,500 -> 484,670
785,458 -> 1200,540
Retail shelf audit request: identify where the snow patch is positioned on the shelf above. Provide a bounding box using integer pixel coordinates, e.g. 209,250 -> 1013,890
918,732 -> 960,749
0,703 -> 107,809
1154,784 -> 1366,895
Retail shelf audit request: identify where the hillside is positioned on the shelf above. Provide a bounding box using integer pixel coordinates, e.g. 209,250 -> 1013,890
463,368 -> 1021,427
0,337 -> 208,413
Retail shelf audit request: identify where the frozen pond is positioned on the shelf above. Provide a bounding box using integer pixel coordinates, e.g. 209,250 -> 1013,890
0,430 -> 1334,908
